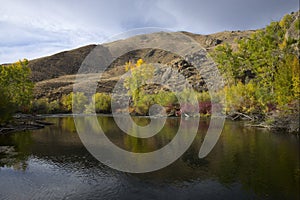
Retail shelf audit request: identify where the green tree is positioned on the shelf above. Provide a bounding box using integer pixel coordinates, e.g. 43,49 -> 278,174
213,21 -> 285,92
85,93 -> 111,113
0,87 -> 15,123
0,59 -> 33,123
212,43 -> 241,84
154,91 -> 178,106
0,59 -> 33,109
274,54 -> 299,106
211,12 -> 299,117
31,98 -> 49,114
61,92 -> 88,113
124,59 -> 155,106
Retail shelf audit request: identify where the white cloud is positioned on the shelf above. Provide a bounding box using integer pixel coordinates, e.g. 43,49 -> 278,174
0,0 -> 298,63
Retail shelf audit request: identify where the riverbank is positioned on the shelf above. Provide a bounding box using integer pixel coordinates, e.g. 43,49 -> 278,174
0,114 -> 53,135
1,111 -> 298,135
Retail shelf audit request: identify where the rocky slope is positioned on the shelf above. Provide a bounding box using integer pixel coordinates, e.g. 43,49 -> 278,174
31,30 -> 255,100
21,10 -> 299,101
28,44 -> 97,82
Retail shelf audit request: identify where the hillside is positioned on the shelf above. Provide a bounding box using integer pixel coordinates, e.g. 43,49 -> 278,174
28,44 -> 97,82
30,30 -> 255,100
3,10 -> 296,103
29,30 -> 255,80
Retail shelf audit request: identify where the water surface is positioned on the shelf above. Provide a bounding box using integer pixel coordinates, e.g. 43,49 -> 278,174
0,116 -> 299,200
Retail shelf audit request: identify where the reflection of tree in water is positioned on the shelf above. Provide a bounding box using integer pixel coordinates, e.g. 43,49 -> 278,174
60,117 -> 77,133
0,131 -> 32,171
85,116 -> 181,153
181,148 -> 210,168
208,122 -> 299,199
122,117 -> 179,153
180,120 -> 209,168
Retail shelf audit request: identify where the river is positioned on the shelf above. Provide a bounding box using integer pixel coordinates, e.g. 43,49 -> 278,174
0,116 -> 299,200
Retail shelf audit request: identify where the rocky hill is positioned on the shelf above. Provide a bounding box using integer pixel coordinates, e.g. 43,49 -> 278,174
28,44 -> 97,82
28,30 -> 255,81
30,30 -> 256,100
22,11 -> 299,100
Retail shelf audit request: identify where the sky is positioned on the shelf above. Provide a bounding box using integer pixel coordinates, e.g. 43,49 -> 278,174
0,0 -> 299,63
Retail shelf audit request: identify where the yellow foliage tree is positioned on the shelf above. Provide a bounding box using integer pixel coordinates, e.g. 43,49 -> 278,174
124,59 -> 154,105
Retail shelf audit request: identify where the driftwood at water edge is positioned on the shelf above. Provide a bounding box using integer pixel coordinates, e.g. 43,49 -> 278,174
0,114 -> 53,134
245,123 -> 274,129
227,112 -> 254,121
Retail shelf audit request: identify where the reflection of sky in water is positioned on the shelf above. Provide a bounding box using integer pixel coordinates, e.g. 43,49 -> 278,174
0,157 -> 256,200
0,157 -> 120,199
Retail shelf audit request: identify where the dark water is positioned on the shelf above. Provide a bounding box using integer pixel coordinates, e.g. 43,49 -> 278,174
0,116 -> 299,200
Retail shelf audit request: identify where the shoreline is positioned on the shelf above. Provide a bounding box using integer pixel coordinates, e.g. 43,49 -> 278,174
0,114 -> 54,135
0,113 -> 298,135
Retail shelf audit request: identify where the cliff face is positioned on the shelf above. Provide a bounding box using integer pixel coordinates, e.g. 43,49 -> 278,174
284,11 -> 300,56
